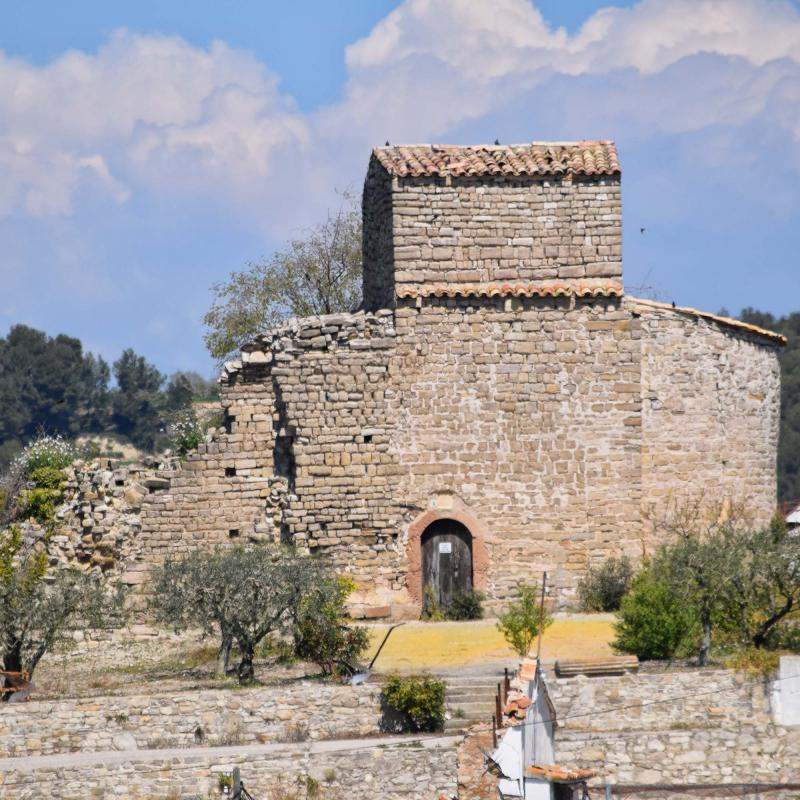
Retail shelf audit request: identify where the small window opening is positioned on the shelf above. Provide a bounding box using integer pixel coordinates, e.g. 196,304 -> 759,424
228,528 -> 240,538
225,466 -> 236,477
115,479 -> 125,486
363,434 -> 373,444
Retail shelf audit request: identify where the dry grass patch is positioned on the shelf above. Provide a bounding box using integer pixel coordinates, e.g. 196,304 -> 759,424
364,614 -> 615,672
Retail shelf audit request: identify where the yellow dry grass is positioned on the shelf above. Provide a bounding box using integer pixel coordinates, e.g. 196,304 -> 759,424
365,614 -> 616,673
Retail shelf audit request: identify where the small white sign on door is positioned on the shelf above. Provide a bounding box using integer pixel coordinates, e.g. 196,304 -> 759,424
438,542 -> 452,554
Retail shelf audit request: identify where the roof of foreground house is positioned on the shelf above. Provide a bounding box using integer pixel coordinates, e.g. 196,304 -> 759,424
372,141 -> 620,178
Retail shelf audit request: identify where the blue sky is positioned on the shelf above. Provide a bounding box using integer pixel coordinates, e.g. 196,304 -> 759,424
1,0 -> 799,376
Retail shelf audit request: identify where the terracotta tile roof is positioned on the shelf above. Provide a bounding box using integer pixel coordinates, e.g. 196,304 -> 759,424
373,141 -> 620,179
528,765 -> 597,782
627,297 -> 787,345
397,282 -> 623,300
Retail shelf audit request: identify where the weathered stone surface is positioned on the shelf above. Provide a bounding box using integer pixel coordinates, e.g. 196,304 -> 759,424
29,145 -> 782,619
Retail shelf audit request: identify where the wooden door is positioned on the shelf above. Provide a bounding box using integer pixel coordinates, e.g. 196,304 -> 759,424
421,519 -> 473,611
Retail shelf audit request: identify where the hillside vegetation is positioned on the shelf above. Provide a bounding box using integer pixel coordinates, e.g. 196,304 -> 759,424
0,324 -> 217,469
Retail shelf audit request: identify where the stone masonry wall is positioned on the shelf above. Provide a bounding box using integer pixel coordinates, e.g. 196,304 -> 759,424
362,170 -> 622,300
0,738 -> 459,800
390,295 -> 643,610
636,298 -> 781,535
35,299 -> 781,618
0,682 -> 383,757
548,668 -> 800,786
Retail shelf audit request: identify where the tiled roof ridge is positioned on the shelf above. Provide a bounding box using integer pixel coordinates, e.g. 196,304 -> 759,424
627,297 -> 787,345
373,140 -> 620,178
397,281 -> 624,300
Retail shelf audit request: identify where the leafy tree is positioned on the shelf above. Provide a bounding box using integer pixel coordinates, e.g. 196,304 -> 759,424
164,371 -> 219,410
738,309 -> 800,503
110,349 -> 165,450
720,516 -> 800,649
613,567 -> 697,660
291,576 -> 370,676
0,325 -> 109,465
497,583 -> 553,657
0,526 -> 123,696
578,555 -> 634,612
620,501 -> 800,662
150,546 -> 328,683
204,195 -> 362,362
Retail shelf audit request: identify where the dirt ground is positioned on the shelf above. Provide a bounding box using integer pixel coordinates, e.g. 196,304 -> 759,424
30,614 -> 615,699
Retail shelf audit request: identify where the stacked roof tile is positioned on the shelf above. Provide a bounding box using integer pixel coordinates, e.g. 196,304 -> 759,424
373,141 -> 620,178
396,282 -> 624,300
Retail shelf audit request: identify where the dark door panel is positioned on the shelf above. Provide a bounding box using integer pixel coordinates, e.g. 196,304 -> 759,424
421,519 -> 473,611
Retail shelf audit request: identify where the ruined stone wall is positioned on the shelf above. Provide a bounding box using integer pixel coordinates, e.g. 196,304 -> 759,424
140,377 -> 278,563
634,298 -> 782,536
37,302 -> 781,619
362,170 -> 622,298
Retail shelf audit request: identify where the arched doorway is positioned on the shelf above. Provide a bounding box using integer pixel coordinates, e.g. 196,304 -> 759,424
421,519 -> 473,612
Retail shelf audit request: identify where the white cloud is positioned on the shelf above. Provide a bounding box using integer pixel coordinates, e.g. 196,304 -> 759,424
0,30 -> 306,218
0,0 -> 799,227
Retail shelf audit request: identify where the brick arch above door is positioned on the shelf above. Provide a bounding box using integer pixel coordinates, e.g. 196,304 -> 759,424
405,501 -> 490,609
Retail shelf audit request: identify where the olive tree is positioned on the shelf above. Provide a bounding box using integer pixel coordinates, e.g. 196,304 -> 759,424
632,499 -> 800,663
0,526 -> 123,697
203,195 -> 362,362
150,545 -> 332,683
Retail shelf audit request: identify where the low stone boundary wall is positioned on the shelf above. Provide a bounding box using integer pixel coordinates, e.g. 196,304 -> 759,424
549,668 -> 771,731
547,667 -> 800,787
0,736 -> 459,800
0,682 -> 383,758
558,726 -> 800,785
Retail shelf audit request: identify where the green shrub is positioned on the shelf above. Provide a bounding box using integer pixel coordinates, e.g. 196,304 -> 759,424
292,576 -> 370,677
20,487 -> 61,524
578,555 -> 633,612
12,435 -> 77,477
497,583 -> 553,657
167,410 -> 206,457
28,466 -> 66,491
613,568 -> 697,660
447,589 -> 485,620
380,674 -> 446,732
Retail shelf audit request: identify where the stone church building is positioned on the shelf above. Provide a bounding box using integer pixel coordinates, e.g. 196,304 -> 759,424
142,140 -> 784,618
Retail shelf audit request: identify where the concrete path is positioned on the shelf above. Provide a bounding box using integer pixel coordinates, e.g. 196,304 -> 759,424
0,733 -> 462,773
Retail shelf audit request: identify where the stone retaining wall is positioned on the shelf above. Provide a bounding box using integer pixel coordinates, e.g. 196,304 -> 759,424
549,667 -> 771,731
0,682 -> 383,758
547,668 -> 800,786
0,738 -> 459,800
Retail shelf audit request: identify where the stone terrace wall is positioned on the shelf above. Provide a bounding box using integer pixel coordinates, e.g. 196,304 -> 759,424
549,668 -> 771,732
548,668 -> 800,786
635,298 -> 782,535
0,738 -> 459,800
362,170 -> 622,299
0,682 -> 383,758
